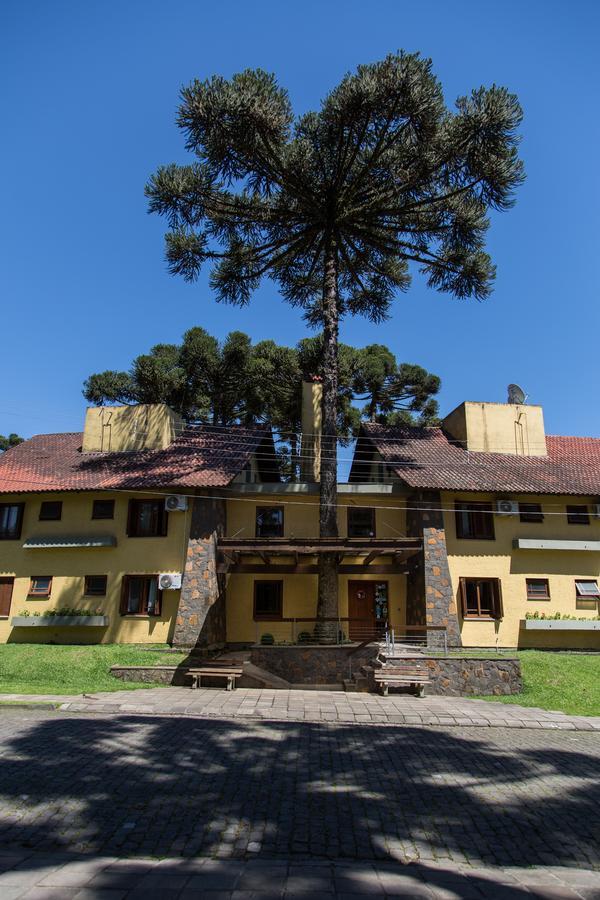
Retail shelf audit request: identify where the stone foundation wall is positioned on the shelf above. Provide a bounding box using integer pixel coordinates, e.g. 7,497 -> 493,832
250,645 -> 376,684
382,655 -> 522,696
172,497 -> 227,648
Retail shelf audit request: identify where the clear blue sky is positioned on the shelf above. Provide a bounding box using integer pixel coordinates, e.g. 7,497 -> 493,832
1,0 -> 599,469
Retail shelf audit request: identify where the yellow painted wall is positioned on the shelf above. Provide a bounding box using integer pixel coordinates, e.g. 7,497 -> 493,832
225,570 -> 406,644
226,493 -> 407,539
82,404 -> 183,453
0,491 -> 191,644
443,491 -> 600,648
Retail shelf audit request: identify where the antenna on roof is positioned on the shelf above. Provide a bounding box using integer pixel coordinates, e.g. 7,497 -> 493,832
507,383 -> 527,405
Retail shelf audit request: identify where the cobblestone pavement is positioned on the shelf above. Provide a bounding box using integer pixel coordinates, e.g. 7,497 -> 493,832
3,686 -> 600,731
0,707 -> 598,875
1,850 -> 600,898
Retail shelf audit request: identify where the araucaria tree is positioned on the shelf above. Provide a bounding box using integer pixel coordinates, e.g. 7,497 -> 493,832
146,52 -> 524,632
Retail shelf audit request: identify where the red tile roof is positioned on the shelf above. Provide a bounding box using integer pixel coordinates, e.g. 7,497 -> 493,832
358,424 -> 600,496
0,426 -> 274,494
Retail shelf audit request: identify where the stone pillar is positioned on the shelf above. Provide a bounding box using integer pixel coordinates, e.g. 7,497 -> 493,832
172,497 -> 226,648
406,491 -> 461,649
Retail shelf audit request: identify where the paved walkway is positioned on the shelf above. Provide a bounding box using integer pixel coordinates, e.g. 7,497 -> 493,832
1,850 -> 600,898
0,707 -> 599,873
3,686 -> 599,731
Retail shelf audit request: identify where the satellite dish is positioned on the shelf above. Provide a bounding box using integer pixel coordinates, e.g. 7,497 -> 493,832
507,383 -> 527,405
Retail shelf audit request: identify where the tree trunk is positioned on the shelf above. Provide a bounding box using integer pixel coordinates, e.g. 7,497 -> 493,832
315,240 -> 340,643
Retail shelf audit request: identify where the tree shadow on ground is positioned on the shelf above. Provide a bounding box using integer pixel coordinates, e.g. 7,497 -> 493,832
0,711 -> 597,879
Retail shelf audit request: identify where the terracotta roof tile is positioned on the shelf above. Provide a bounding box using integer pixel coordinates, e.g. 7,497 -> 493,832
0,426 -> 272,494
360,423 -> 600,496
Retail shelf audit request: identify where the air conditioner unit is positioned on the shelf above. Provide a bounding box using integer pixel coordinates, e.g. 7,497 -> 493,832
158,573 -> 183,591
592,504 -> 600,519
496,499 -> 519,516
165,494 -> 188,512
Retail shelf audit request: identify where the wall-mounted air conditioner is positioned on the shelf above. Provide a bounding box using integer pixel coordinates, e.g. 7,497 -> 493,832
496,499 -> 519,516
158,573 -> 183,591
165,495 -> 188,511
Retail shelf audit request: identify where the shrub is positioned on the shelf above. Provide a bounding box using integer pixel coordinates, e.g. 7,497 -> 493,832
297,631 -> 313,644
260,633 -> 274,645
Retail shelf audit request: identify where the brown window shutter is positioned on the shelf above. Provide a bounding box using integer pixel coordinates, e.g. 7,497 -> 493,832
120,576 -> 130,615
126,501 -> 134,537
493,579 -> 504,620
458,578 -> 467,618
0,578 -> 14,617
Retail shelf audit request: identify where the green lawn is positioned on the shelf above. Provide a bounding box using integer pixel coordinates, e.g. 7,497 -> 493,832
0,644 -> 187,695
478,650 -> 600,717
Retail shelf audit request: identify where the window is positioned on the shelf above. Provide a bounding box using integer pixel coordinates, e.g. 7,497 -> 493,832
127,500 -> 168,537
39,501 -> 62,521
92,499 -> 115,520
0,503 -> 24,540
575,580 -> 600,610
0,578 -> 14,617
253,581 -> 283,620
459,578 -> 503,619
84,575 -> 108,596
120,575 -> 161,616
519,503 -> 544,523
28,576 -> 52,597
526,578 -> 550,600
347,507 -> 376,538
455,502 -> 495,540
255,506 -> 284,538
567,505 -> 589,525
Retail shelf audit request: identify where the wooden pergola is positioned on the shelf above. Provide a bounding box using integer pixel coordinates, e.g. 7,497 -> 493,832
217,537 -> 422,575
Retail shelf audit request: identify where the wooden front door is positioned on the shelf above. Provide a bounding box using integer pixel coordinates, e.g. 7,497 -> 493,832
348,581 -> 377,641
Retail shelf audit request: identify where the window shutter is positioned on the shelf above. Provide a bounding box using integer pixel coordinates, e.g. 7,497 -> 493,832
155,587 -> 162,616
126,501 -> 134,537
458,578 -> 467,618
493,579 -> 504,620
0,578 -> 14,617
120,577 -> 129,615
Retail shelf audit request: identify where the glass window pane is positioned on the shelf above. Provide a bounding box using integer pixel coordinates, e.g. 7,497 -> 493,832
146,579 -> 158,614
256,508 -> 283,537
127,577 -> 142,613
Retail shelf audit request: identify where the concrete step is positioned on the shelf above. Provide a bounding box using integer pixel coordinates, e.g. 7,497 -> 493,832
239,661 -> 292,690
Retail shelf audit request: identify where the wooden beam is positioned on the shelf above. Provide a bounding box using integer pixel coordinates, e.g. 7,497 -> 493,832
363,550 -> 380,566
219,564 -> 409,575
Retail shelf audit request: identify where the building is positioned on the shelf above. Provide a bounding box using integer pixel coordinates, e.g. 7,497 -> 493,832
0,392 -> 599,651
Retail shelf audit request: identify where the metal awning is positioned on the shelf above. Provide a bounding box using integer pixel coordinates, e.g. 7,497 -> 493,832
23,535 -> 117,549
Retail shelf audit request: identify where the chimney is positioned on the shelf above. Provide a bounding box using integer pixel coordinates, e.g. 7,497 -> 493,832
442,401 -> 547,456
300,378 -> 322,482
82,403 -> 183,453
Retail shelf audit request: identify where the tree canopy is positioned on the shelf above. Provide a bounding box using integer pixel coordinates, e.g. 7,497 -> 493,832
83,327 -> 440,476
145,52 -> 523,628
0,433 -> 24,452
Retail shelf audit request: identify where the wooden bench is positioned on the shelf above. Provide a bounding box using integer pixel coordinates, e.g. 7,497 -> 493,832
188,666 -> 243,691
374,665 -> 431,697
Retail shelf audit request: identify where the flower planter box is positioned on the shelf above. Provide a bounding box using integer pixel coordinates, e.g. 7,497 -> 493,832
521,619 -> 600,631
11,616 -> 109,628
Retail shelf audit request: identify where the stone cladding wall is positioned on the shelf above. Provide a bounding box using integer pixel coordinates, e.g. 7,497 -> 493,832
250,645 -> 376,684
172,497 -> 226,648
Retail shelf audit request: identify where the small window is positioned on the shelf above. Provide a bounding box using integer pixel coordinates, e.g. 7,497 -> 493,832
459,578 -> 503,619
455,502 -> 495,540
567,505 -> 589,525
0,503 -> 24,540
347,507 -> 376,538
84,575 -> 108,596
39,501 -> 62,521
255,507 -> 284,538
253,581 -> 283,620
127,500 -> 168,538
92,499 -> 115,520
120,575 -> 161,616
526,578 -> 550,600
519,503 -> 544,523
575,580 -> 600,610
0,577 -> 14,617
28,576 -> 52,597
